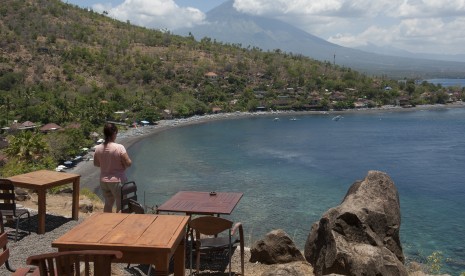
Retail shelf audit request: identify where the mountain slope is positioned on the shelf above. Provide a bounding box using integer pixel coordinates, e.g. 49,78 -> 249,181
1,0 -> 390,127
176,0 -> 465,78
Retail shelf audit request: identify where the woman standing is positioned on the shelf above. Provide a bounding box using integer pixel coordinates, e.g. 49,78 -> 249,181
93,123 -> 132,212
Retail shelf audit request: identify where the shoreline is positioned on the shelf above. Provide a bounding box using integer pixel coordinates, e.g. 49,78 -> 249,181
68,102 -> 465,194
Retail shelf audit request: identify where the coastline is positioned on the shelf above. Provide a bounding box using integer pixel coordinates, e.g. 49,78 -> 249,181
68,102 -> 465,195
10,105 -> 456,276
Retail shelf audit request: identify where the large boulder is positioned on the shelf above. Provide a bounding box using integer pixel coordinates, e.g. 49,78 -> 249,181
251,229 -> 305,264
304,170 -> 408,276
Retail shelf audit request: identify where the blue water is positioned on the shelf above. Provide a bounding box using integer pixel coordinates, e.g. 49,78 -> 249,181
127,108 -> 465,275
425,78 -> 465,87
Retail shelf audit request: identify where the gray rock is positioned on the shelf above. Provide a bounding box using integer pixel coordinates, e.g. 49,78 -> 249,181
15,188 -> 31,201
304,170 -> 408,276
261,263 -> 308,276
78,199 -> 94,213
250,229 -> 305,264
58,187 -> 73,194
14,188 -> 29,195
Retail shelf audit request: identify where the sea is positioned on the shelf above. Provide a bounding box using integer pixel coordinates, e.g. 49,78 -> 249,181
127,107 -> 465,275
424,78 -> 465,87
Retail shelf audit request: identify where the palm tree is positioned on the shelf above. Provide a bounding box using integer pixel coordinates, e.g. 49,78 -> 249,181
5,131 -> 49,163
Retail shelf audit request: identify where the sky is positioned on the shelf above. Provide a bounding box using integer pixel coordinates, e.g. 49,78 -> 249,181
62,0 -> 465,56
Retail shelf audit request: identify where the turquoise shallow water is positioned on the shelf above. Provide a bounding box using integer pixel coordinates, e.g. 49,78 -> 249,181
127,108 -> 465,274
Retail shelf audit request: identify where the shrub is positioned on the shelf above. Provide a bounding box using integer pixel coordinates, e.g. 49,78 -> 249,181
426,251 -> 443,274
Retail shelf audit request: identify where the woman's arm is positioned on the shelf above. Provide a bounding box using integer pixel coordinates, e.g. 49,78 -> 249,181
93,153 -> 100,167
121,152 -> 132,168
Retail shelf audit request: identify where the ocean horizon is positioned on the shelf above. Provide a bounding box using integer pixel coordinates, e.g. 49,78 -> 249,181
127,107 -> 465,275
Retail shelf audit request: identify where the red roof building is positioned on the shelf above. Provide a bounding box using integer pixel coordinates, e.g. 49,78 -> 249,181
40,123 -> 62,132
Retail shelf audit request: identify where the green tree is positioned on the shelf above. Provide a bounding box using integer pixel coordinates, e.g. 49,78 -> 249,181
0,72 -> 22,91
5,131 -> 48,163
1,131 -> 54,177
333,101 -> 349,110
406,79 -> 416,96
44,128 -> 92,162
138,106 -> 160,123
317,98 -> 329,110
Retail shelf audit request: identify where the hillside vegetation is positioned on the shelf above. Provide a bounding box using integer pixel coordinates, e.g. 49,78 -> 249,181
0,0 -> 463,174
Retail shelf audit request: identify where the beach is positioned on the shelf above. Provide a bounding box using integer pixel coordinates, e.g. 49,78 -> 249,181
69,111 -> 273,193
69,103 -> 465,195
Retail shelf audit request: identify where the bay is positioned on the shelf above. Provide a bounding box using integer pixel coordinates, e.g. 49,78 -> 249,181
425,78 -> 465,87
127,108 -> 465,274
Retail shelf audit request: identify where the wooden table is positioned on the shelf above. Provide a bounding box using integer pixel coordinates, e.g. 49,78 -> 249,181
8,170 -> 80,234
156,191 -> 243,216
52,213 -> 189,276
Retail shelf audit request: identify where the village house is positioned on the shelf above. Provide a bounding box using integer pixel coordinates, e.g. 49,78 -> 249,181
162,109 -> 173,120
204,71 -> 218,80
39,123 -> 62,133
398,96 -> 412,107
211,107 -> 222,114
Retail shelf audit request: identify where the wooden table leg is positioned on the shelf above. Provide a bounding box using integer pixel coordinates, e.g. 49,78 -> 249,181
37,189 -> 46,234
173,238 -> 186,276
154,259 -> 170,276
153,239 -> 186,275
72,177 -> 80,220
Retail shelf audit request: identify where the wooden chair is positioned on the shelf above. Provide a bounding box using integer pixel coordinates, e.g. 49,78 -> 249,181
128,199 -> 145,214
0,179 -> 31,241
120,181 -> 138,213
1,211 -> 31,274
0,231 -> 16,273
13,250 -> 123,276
189,216 -> 245,276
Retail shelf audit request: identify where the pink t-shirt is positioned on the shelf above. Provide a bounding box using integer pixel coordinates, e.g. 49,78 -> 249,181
93,142 -> 128,183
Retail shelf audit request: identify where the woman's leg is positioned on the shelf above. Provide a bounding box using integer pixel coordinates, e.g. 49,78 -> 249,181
100,182 -> 115,213
111,182 -> 123,212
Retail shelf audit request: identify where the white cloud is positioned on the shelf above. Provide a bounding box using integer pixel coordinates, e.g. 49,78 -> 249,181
89,0 -> 465,55
395,17 -> 465,53
328,16 -> 465,54
233,0 -> 393,17
93,0 -> 206,30
231,0 -> 465,54
395,0 -> 465,18
232,0 -> 465,19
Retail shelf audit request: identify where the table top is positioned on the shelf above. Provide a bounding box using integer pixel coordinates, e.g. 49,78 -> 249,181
8,170 -> 80,189
156,191 -> 243,215
52,213 -> 189,253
